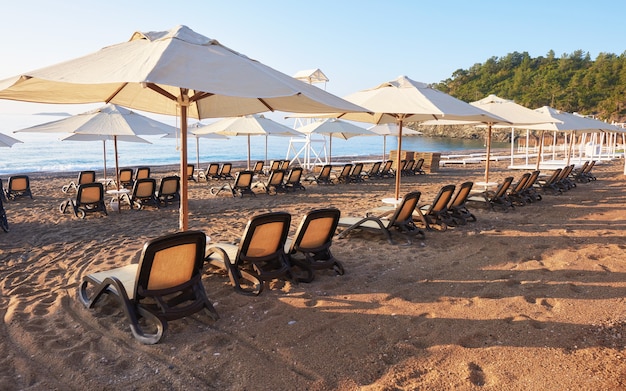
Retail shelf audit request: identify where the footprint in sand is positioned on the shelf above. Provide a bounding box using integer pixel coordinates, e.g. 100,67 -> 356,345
468,362 -> 486,386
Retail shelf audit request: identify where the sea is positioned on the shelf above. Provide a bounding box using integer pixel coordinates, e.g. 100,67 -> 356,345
0,113 -> 508,176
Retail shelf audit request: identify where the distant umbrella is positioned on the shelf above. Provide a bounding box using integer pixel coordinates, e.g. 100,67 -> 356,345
0,133 -> 22,148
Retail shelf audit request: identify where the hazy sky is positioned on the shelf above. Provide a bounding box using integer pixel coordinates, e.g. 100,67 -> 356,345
1,0 -> 624,118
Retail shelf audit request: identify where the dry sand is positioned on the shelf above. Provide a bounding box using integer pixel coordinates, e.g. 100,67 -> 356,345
1,158 -> 625,390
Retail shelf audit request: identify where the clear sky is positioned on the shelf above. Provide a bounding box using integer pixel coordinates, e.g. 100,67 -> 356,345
1,0 -> 624,119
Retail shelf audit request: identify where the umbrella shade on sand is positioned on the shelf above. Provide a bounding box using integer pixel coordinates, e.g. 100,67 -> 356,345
367,123 -> 421,161
0,133 -> 23,148
292,76 -> 506,199
423,94 -> 559,182
15,104 -> 174,190
193,114 -> 301,169
296,119 -> 375,163
0,25 -> 368,229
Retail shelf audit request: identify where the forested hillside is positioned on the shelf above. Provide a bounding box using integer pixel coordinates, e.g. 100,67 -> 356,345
432,50 -> 626,123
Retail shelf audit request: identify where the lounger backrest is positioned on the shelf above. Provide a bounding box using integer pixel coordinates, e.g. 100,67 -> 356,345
9,175 -> 29,192
338,164 -> 352,178
280,160 -> 290,170
413,158 -> 424,171
286,167 -> 303,184
351,163 -> 363,177
449,181 -> 474,208
584,160 -> 596,174
119,169 -> 134,183
206,163 -> 220,176
136,167 -> 150,181
238,212 -> 291,261
511,173 -> 530,193
524,171 -> 540,190
269,161 -> 280,171
368,161 -> 381,176
494,177 -> 514,198
390,191 -> 421,225
546,169 -> 561,184
268,170 -> 285,186
252,161 -> 264,174
134,178 -> 156,198
290,208 -> 340,252
78,170 -> 96,185
78,182 -> 104,203
186,164 -> 194,178
159,176 -> 180,196
135,231 -> 206,296
428,185 -> 456,213
319,165 -> 332,179
404,160 -> 415,171
220,163 -> 232,176
234,171 -> 254,188
381,160 -> 393,173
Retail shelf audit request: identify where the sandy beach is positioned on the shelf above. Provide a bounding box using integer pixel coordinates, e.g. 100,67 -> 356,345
1,157 -> 625,390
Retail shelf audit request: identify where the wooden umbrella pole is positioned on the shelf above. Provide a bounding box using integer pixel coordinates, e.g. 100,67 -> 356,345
102,140 -> 107,182
484,124 -> 492,183
179,103 -> 189,231
394,119 -> 404,200
114,136 -> 120,191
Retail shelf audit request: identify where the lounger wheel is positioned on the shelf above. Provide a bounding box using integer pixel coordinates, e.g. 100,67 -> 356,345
76,208 -> 86,219
59,201 -> 69,214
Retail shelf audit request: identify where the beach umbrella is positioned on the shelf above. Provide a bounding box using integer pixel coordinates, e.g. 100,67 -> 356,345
520,106 -> 624,167
295,118 -> 375,163
15,104 -> 174,190
292,76 -> 506,199
193,114 -> 302,169
60,133 -> 151,184
367,123 -> 421,161
0,133 -> 23,148
162,122 -> 229,172
0,25 -> 368,230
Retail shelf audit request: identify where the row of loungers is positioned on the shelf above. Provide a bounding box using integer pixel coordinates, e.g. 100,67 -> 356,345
466,160 -> 597,212
79,208 -> 345,343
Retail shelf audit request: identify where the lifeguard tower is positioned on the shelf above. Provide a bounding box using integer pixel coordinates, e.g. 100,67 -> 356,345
286,69 -> 331,169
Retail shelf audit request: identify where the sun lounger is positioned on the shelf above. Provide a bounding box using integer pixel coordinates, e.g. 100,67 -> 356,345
448,181 -> 476,224
6,175 -> 33,200
210,170 -> 256,197
418,184 -> 457,231
59,182 -> 107,219
156,175 -> 180,207
336,191 -> 425,244
285,208 -> 344,282
467,177 -> 514,211
284,167 -> 306,192
78,231 -> 218,344
205,212 -> 300,295
304,164 -> 333,185
253,169 -> 286,195
507,172 -> 532,206
62,170 -> 96,193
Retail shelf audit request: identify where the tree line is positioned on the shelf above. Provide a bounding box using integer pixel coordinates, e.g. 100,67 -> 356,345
433,50 -> 626,124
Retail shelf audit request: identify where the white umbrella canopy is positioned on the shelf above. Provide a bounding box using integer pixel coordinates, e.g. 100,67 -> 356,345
521,106 -> 624,167
193,114 -> 301,169
0,133 -> 23,148
296,119 -> 375,163
422,94 -> 559,182
15,104 -> 174,189
367,123 -> 421,161
293,76 -> 507,199
0,25 -> 368,229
